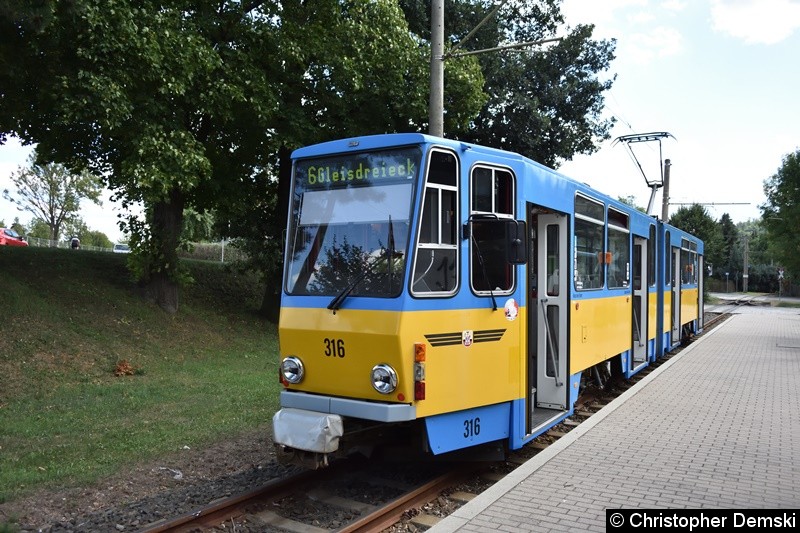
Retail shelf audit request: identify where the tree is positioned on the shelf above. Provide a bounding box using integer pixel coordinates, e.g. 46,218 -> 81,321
61,217 -> 113,248
2,0 -> 486,317
740,222 -> 774,293
1,0 -> 286,313
669,204 -> 722,275
2,151 -> 102,241
399,0 -> 617,167
618,195 -> 646,212
762,149 -> 800,281
717,213 -> 738,280
2,217 -> 26,236
25,218 -> 52,240
219,0 -> 487,320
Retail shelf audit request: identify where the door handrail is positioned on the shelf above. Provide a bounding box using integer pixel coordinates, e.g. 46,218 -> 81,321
540,297 -> 563,386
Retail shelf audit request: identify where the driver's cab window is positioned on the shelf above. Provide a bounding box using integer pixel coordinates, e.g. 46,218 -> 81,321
469,165 -> 515,294
412,149 -> 458,295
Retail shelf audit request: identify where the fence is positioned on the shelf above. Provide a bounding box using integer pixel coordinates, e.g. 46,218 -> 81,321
25,236 -> 112,253
24,236 -> 248,263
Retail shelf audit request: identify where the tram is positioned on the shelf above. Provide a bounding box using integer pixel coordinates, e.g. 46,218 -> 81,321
272,133 -> 704,466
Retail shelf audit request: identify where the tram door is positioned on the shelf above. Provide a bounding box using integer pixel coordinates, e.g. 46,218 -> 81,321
526,208 -> 568,435
632,238 -> 648,365
671,246 -> 681,343
698,256 -> 705,331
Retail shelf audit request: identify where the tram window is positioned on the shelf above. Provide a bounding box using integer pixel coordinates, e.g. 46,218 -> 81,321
648,225 -> 656,287
470,221 -> 513,293
546,225 -> 559,296
419,190 -> 439,244
441,190 -> 456,245
608,208 -> 629,289
575,194 -> 604,221
412,150 -> 458,295
469,165 -> 516,295
574,194 -> 604,290
681,247 -> 697,285
472,166 -> 514,216
665,231 -> 671,287
473,167 -> 493,213
428,151 -> 457,186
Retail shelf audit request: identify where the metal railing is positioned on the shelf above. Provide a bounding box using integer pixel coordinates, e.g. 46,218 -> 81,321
23,236 -> 249,263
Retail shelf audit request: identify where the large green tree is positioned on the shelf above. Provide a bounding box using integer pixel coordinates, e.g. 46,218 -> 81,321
762,149 -> 800,281
2,151 -> 102,241
2,1 -> 284,312
217,0 -> 487,320
716,213 -> 738,279
2,0 -> 486,316
399,0 -> 616,166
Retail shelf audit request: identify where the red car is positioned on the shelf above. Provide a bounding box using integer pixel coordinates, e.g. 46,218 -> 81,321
0,228 -> 29,247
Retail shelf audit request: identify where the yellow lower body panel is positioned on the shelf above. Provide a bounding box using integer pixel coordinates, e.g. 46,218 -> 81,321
570,295 -> 631,374
279,305 -> 525,420
681,288 -> 699,324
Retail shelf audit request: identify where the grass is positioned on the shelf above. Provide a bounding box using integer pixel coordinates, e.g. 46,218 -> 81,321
0,246 -> 282,504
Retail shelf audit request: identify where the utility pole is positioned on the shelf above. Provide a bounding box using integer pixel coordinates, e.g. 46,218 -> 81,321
427,0 -> 559,138
743,233 -> 750,293
429,0 -> 445,137
661,158 -> 671,222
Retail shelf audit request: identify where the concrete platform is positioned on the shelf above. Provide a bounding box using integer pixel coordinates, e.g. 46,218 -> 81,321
431,308 -> 800,532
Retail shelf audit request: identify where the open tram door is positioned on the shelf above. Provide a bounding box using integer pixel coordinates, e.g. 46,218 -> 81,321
632,237 -> 648,367
526,206 -> 569,435
671,246 -> 681,345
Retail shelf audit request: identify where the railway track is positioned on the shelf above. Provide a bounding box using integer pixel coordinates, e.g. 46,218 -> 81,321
139,458 -> 477,533
139,310 -> 732,533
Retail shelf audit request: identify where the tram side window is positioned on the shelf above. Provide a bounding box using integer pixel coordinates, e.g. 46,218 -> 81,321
647,225 -> 656,287
574,195 -> 604,290
607,208 -> 630,289
681,239 -> 697,285
470,166 -> 515,294
412,150 -> 458,295
665,231 -> 672,287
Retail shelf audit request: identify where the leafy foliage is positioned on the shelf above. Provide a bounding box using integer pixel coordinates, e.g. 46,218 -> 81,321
399,0 -> 617,166
716,213 -> 739,278
669,204 -> 721,253
1,0 -> 614,317
762,149 -> 800,281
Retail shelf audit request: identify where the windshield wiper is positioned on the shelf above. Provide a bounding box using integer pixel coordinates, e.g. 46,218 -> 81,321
470,229 -> 498,312
327,266 -> 375,311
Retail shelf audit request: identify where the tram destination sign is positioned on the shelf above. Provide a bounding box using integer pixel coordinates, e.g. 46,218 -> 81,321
296,148 -> 421,190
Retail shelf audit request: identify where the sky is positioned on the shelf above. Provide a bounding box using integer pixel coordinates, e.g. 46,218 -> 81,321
2,0 -> 799,241
558,0 -> 800,224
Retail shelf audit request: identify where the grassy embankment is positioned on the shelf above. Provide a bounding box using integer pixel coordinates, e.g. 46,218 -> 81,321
0,246 -> 281,504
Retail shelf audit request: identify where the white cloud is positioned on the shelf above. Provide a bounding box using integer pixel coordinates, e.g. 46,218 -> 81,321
624,26 -> 685,64
561,0 -> 648,27
662,0 -> 689,13
628,11 -> 656,25
710,0 -> 800,44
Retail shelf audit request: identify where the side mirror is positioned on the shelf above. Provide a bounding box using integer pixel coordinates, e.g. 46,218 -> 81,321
505,219 -> 527,265
465,216 -> 527,265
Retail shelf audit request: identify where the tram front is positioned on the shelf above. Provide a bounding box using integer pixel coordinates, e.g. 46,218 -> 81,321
273,141 -> 423,467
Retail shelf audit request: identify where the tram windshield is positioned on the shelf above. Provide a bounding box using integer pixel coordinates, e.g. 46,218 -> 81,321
285,147 -> 421,298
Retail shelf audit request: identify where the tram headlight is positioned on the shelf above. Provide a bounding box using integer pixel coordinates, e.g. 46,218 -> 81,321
280,356 -> 305,384
371,364 -> 398,394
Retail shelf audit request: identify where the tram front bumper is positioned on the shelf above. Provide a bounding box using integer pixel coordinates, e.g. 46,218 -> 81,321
272,408 -> 344,454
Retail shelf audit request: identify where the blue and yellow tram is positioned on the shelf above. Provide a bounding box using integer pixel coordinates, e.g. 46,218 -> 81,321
272,133 -> 704,466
